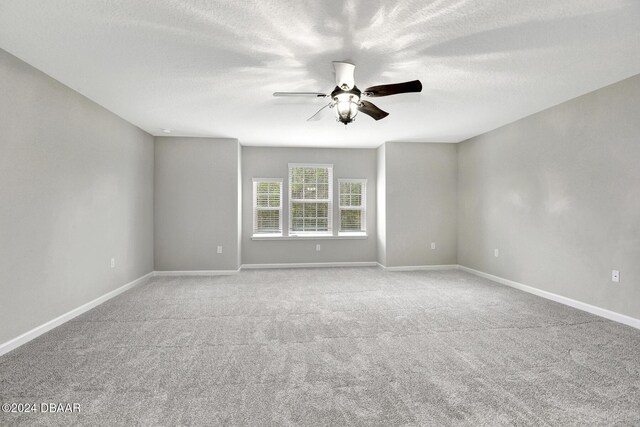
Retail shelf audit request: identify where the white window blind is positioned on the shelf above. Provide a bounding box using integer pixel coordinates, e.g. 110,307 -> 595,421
339,179 -> 367,232
288,164 -> 333,234
252,178 -> 283,235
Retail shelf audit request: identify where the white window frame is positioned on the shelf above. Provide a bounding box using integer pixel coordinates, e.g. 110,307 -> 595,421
252,178 -> 283,236
288,163 -> 333,236
338,178 -> 367,235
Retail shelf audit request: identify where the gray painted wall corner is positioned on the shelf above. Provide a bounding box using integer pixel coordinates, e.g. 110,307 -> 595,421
154,137 -> 241,271
456,74 -> 640,319
0,48 -> 154,344
383,141 -> 458,267
376,143 -> 387,266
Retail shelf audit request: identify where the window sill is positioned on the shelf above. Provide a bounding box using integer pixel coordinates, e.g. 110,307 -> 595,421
251,233 -> 367,241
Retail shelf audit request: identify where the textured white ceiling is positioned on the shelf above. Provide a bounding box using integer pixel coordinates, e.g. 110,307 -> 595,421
1,0 -> 639,147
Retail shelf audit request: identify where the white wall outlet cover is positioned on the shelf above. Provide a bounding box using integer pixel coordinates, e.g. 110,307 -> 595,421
110,258 -> 115,268
431,242 -> 436,250
217,246 -> 223,254
316,244 -> 321,251
612,270 -> 620,283
494,249 -> 499,257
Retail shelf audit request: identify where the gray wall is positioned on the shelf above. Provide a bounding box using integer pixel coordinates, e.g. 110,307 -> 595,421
154,137 -> 241,271
383,142 -> 458,267
376,144 -> 387,266
458,74 -> 640,319
241,147 -> 377,265
0,48 -> 154,345
237,143 -> 243,270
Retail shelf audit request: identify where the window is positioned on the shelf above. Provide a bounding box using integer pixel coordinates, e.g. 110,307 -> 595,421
289,164 -> 333,234
252,178 -> 282,235
339,179 -> 366,233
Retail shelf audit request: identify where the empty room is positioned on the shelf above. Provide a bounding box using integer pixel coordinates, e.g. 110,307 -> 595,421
1,1 -> 639,425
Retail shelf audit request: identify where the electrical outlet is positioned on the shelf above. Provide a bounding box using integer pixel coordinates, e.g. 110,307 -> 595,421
612,270 -> 620,283
431,242 -> 436,250
110,258 -> 115,268
217,246 -> 223,254
316,244 -> 321,252
494,249 -> 499,257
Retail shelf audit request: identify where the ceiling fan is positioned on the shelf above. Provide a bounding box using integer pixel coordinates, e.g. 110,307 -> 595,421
273,61 -> 422,125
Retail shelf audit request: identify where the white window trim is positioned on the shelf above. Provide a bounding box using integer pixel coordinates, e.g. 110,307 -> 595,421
287,163 -> 334,169
251,233 -> 367,241
338,178 -> 367,235
288,163 -> 333,236
252,178 -> 283,236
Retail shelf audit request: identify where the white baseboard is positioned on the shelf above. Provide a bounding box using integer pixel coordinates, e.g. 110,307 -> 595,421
458,265 -> 640,330
0,271 -> 153,357
241,262 -> 377,270
379,264 -> 459,271
153,269 -> 240,276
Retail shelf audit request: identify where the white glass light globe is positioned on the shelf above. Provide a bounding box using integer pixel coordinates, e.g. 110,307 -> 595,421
334,93 -> 359,123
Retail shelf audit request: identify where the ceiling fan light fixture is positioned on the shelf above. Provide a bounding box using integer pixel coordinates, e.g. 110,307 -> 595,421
273,61 -> 422,125
334,92 -> 359,124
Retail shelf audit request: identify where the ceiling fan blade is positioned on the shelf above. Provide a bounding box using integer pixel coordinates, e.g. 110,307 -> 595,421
306,103 -> 332,121
358,100 -> 389,121
273,92 -> 327,97
333,61 -> 355,90
363,80 -> 422,97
